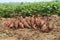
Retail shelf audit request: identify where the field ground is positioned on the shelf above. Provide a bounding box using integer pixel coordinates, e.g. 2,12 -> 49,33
0,16 -> 60,40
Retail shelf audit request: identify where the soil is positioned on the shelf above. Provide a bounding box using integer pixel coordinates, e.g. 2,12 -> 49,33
0,15 -> 60,40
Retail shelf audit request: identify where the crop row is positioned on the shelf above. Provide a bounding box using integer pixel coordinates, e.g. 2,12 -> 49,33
0,2 -> 60,17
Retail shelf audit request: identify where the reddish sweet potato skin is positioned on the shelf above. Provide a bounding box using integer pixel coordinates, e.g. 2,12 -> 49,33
6,20 -> 15,28
18,22 -> 24,28
25,17 -> 31,26
20,18 -> 31,28
6,15 -> 53,32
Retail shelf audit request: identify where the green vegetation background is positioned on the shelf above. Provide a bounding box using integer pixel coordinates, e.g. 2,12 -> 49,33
0,2 -> 60,17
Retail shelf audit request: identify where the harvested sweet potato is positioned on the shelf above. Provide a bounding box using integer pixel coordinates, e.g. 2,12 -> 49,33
34,17 -> 41,26
25,17 -> 31,26
6,20 -> 15,28
5,15 -> 54,32
31,16 -> 37,29
18,22 -> 24,28
40,24 -> 49,32
14,19 -> 19,28
48,22 -> 54,31
20,18 -> 31,28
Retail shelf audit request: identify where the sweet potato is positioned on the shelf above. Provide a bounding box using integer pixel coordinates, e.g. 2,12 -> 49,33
18,22 -> 24,28
34,17 -> 40,26
40,24 -> 48,32
48,22 -> 54,31
14,19 -> 19,28
25,17 -> 31,26
6,20 -> 15,28
31,16 -> 37,29
20,18 -> 31,28
5,15 -> 54,32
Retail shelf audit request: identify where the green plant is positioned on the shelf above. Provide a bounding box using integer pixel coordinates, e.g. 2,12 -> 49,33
0,2 -> 60,17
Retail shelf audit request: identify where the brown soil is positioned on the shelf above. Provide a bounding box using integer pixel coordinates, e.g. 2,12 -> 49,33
0,15 -> 60,40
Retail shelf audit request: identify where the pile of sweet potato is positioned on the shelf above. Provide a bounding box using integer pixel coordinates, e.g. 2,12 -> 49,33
6,15 -> 54,32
